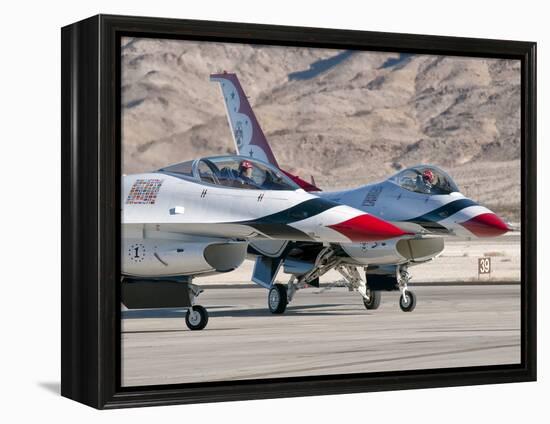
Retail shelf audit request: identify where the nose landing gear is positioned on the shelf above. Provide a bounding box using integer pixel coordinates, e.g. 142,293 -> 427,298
185,305 -> 209,330
398,266 -> 416,312
399,291 -> 416,312
185,283 -> 209,330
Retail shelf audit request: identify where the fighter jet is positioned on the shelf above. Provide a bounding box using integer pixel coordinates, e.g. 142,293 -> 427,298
210,72 -> 512,314
122,154 -> 409,330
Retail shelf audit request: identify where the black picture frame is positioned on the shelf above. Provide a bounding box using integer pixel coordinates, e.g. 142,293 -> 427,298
61,14 -> 537,409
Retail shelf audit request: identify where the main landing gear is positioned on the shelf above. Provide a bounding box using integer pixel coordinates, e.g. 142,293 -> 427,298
335,264 -> 383,310
363,287 -> 381,310
265,255 -> 417,314
185,283 -> 209,330
267,246 -> 338,315
268,283 -> 288,314
360,264 -> 417,312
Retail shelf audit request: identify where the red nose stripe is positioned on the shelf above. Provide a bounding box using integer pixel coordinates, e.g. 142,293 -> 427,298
460,213 -> 510,237
328,214 -> 411,242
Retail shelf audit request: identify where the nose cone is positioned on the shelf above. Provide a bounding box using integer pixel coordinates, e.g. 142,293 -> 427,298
460,213 -> 511,237
328,214 -> 412,242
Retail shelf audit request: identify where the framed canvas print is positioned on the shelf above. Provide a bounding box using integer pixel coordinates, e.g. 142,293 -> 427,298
61,14 -> 536,409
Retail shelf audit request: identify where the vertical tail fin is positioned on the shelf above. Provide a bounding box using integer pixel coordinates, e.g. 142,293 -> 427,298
210,72 -> 279,167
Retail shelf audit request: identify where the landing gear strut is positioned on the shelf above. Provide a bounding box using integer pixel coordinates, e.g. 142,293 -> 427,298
335,264 -> 381,310
267,246 -> 339,314
398,265 -> 416,312
185,283 -> 209,330
264,249 -> 417,314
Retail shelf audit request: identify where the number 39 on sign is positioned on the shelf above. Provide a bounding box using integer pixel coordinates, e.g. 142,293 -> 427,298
478,257 -> 491,275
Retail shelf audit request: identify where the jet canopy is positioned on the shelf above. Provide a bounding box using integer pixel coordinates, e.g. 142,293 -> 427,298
390,165 -> 460,195
158,155 -> 301,191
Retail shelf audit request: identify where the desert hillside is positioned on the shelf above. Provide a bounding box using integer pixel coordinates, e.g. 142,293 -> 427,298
121,37 -> 521,221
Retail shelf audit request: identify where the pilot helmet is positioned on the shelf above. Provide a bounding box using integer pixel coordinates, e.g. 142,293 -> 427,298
240,160 -> 253,170
422,169 -> 434,183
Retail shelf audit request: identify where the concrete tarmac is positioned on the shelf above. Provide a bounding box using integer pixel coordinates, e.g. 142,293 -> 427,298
121,284 -> 521,387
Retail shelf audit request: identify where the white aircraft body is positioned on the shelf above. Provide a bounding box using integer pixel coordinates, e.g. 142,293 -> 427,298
210,72 -> 512,314
122,155 -> 409,329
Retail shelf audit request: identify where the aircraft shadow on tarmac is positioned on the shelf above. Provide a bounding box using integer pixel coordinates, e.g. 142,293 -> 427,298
122,303 -> 368,319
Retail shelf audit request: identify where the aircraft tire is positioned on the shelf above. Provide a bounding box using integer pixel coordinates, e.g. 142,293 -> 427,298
185,305 -> 209,330
268,283 -> 288,314
399,291 -> 416,312
363,289 -> 381,310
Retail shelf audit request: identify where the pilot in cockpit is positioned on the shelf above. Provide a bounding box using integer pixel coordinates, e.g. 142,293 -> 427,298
416,169 -> 435,193
237,160 -> 256,186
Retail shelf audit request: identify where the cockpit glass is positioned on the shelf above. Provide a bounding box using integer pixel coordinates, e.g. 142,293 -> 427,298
391,165 -> 459,195
201,156 -> 300,190
159,156 -> 300,191
158,160 -> 193,176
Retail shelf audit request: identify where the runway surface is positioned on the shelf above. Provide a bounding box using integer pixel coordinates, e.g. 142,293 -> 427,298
121,284 -> 521,387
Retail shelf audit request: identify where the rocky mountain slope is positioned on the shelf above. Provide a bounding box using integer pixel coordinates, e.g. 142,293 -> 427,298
121,37 -> 521,221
